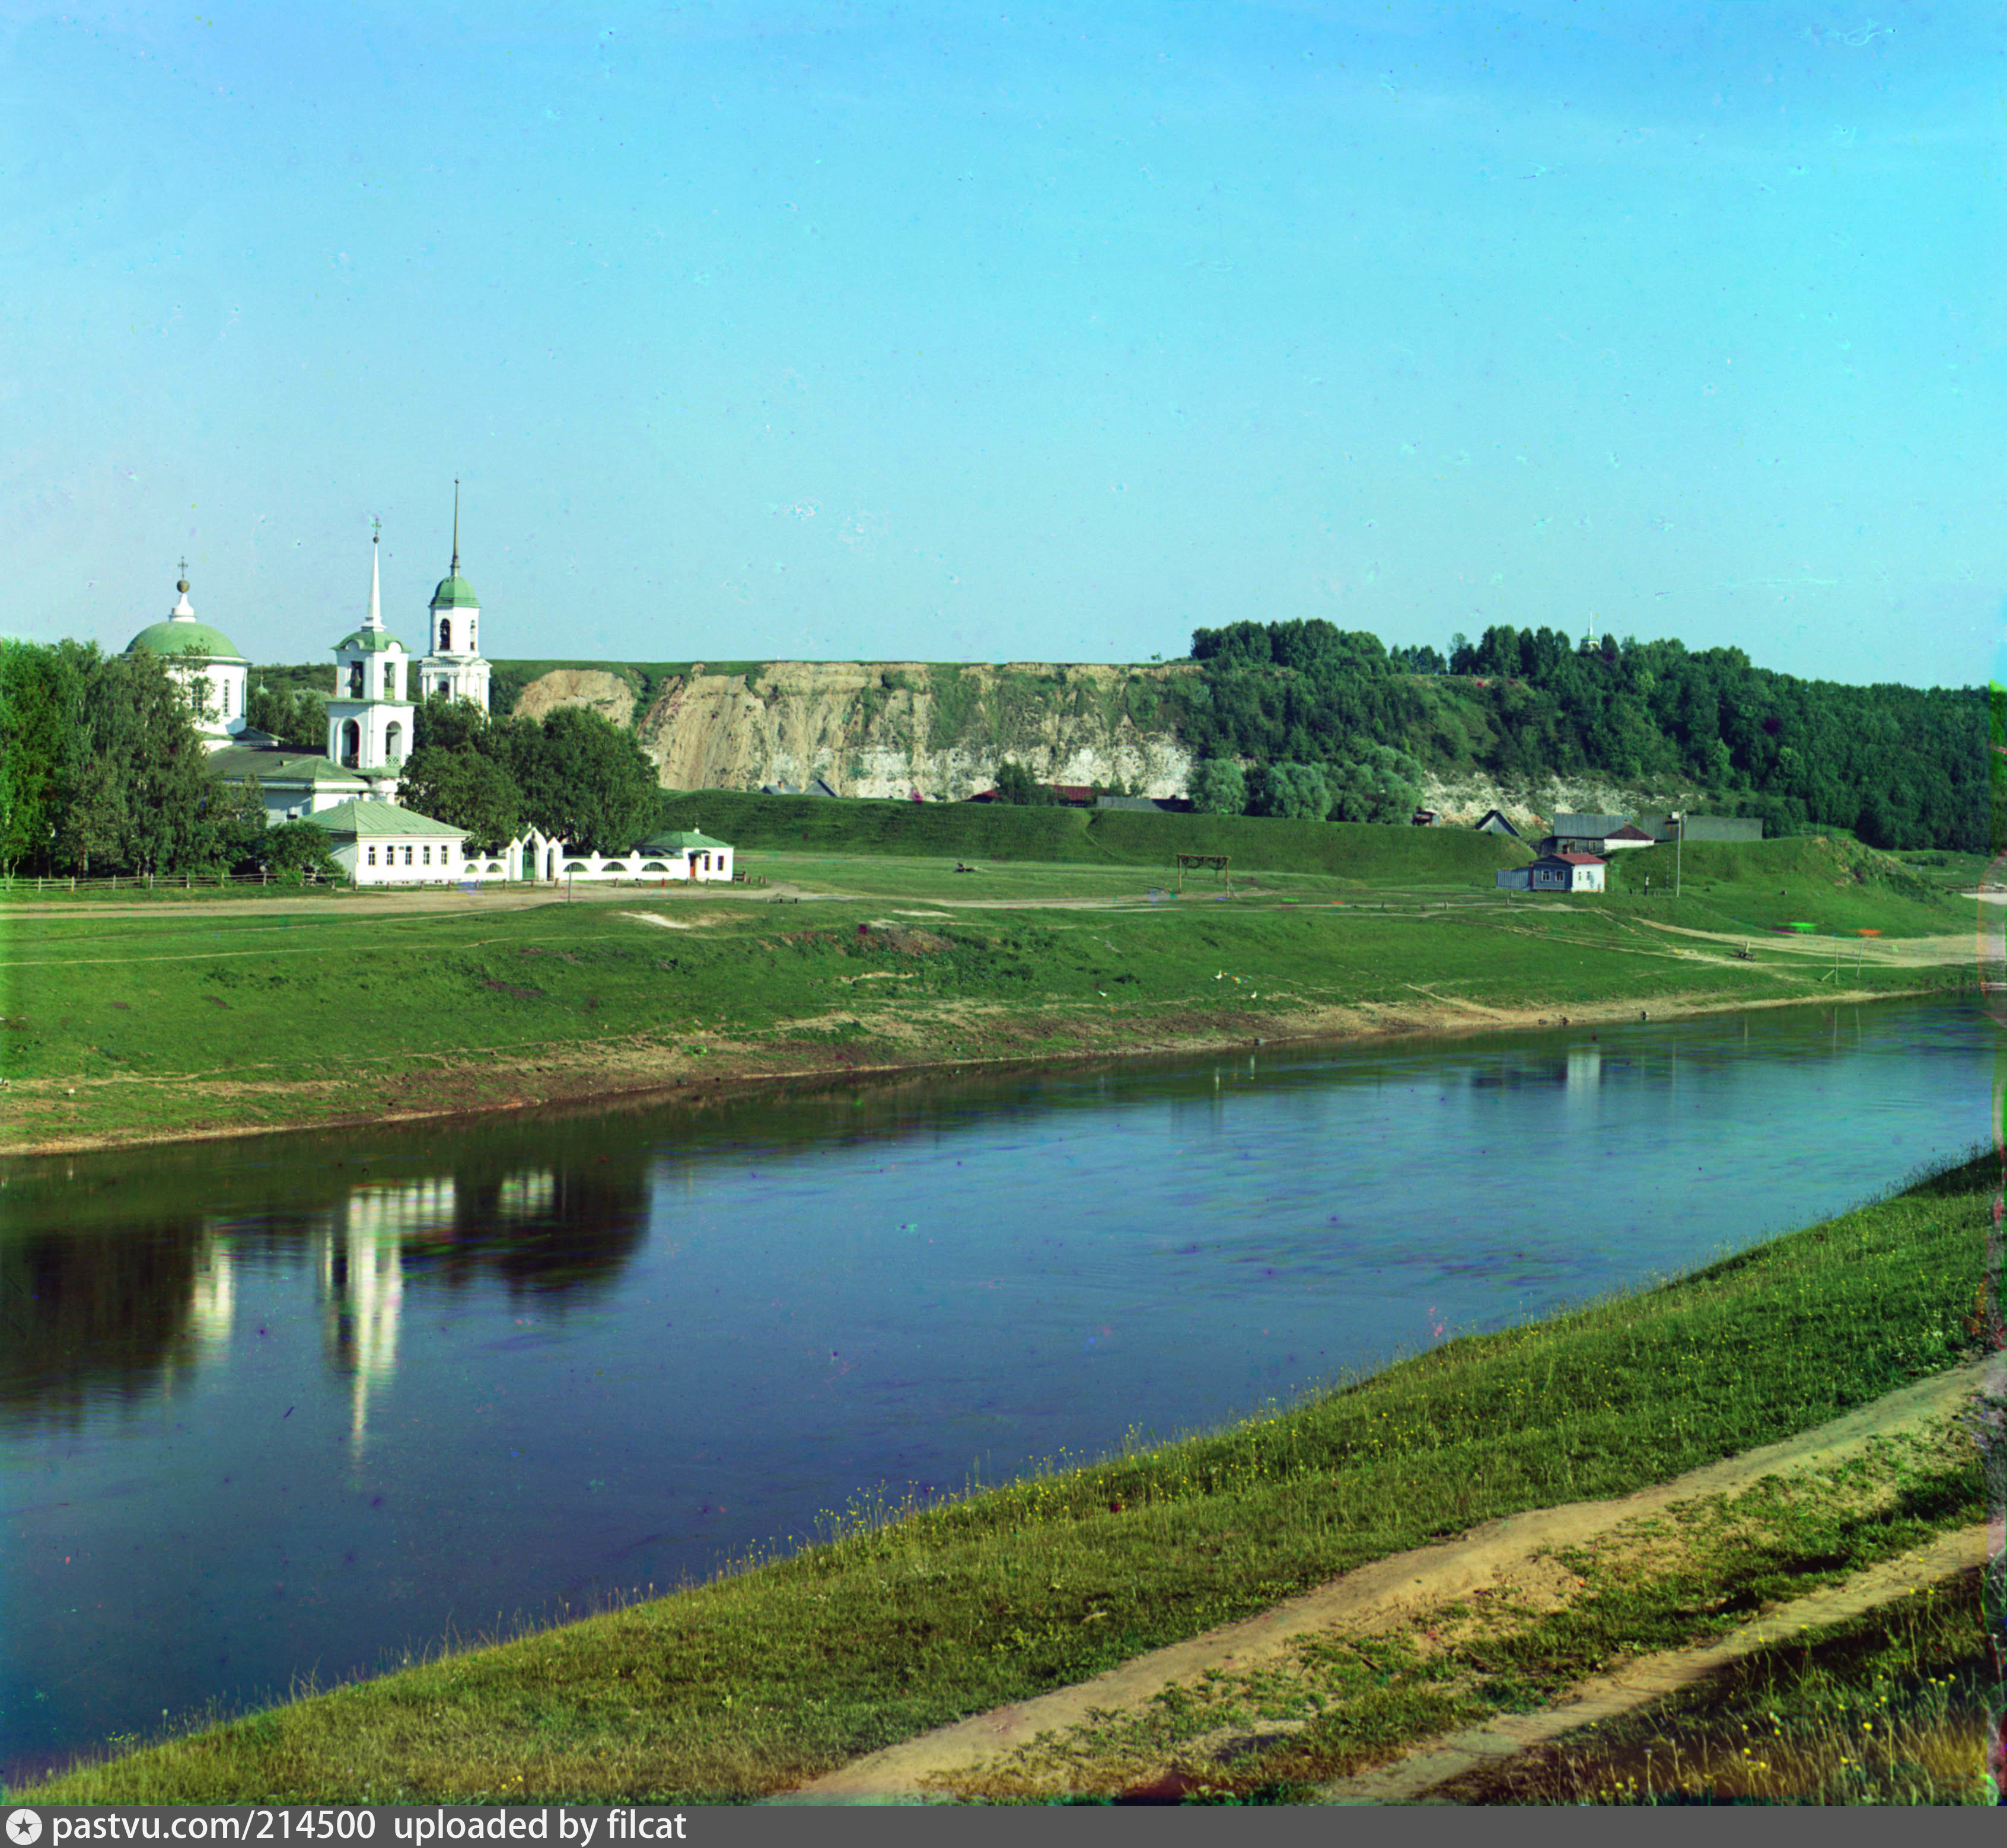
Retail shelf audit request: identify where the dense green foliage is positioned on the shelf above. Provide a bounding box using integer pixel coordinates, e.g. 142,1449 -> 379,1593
406,694 -> 659,853
246,679 -> 329,751
253,819 -> 342,882
990,759 -> 1055,805
1182,619 -> 1986,852
0,640 -> 265,876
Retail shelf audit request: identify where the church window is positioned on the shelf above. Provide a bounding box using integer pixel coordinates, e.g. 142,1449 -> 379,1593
439,618 -> 452,651
349,663 -> 364,697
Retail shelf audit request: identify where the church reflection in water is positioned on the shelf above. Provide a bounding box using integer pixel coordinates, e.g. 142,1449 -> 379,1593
0,1138 -> 654,1438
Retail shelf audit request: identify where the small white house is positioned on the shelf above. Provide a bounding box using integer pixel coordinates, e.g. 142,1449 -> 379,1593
313,799 -> 473,886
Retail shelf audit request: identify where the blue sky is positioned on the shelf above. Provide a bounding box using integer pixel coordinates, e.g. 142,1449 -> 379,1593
5,1 -> 1999,686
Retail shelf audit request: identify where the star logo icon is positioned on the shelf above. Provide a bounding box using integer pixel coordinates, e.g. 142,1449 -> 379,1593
6,1812 -> 43,1846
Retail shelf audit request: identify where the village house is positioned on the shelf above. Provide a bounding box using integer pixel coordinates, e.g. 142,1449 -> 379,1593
1496,851 -> 1607,894
314,799 -> 473,886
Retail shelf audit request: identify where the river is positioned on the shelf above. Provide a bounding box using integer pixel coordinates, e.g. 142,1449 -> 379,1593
0,994 -> 1991,1777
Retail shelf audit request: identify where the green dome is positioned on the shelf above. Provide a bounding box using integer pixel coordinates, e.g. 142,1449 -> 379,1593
431,573 -> 480,609
334,628 -> 409,654
126,619 -> 248,662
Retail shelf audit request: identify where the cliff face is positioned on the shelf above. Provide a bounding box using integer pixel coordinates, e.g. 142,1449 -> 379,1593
514,660 -> 1197,800
506,659 -> 1712,823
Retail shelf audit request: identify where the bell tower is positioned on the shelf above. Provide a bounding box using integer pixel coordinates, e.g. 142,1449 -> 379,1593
418,480 -> 492,710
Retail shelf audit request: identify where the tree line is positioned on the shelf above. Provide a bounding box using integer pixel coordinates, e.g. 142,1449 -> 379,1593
1171,619 -> 1987,850
0,641 -> 281,877
0,640 -> 661,877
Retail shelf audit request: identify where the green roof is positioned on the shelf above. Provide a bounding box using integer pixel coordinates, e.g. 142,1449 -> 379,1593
334,629 -> 408,654
310,799 -> 468,839
126,619 -> 248,662
431,574 -> 480,609
641,829 -> 734,853
209,745 -> 367,788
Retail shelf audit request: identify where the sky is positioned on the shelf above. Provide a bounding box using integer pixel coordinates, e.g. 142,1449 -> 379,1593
4,1 -> 2000,687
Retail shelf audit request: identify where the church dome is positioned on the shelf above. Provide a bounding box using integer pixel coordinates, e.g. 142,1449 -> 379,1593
126,574 -> 247,662
126,619 -> 248,661
431,573 -> 480,609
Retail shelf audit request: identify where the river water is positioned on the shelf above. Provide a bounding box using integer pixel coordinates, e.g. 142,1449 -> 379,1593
0,995 -> 1992,1777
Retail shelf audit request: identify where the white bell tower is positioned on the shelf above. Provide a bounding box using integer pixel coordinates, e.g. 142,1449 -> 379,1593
417,480 -> 492,710
324,521 -> 415,782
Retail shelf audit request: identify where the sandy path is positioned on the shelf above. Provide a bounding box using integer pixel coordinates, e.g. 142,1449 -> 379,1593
770,1355 -> 1997,1805
1315,1524 -> 1989,1804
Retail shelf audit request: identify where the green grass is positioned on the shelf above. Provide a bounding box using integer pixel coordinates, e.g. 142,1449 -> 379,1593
14,1146 -> 1995,1805
0,843 -> 1968,1150
1439,1570 -> 1995,1805
654,791 -> 1537,883
943,1412 -> 1990,1804
1885,849 -> 1995,894
0,863 -> 1965,1150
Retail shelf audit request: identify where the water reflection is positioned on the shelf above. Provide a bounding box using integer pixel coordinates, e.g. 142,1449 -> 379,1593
0,1137 -> 652,1436
0,997 -> 1992,1780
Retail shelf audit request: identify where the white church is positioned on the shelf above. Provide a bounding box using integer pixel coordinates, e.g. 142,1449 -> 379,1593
123,499 -> 732,888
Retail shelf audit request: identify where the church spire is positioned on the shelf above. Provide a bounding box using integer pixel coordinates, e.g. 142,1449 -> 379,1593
365,518 -> 384,631
170,557 -> 195,620
450,480 -> 460,575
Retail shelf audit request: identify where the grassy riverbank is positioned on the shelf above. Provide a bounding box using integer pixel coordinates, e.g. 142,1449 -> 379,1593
15,1147 -> 1995,1805
0,836 -> 1972,1154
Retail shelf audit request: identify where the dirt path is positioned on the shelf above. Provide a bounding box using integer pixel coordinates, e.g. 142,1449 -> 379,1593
770,1356 -> 1998,1805
1313,1524 -> 1988,1804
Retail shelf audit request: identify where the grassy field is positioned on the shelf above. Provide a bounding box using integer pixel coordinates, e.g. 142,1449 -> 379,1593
0,836 -> 1969,1152
1437,1570 -> 1993,1805
654,790 -> 1540,882
15,1146 -> 1995,1805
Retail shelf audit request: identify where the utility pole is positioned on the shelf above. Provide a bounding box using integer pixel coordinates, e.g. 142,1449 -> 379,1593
1672,810 -> 1684,898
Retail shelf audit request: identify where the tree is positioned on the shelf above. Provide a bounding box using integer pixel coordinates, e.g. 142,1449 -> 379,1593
412,692 -> 496,754
1255,760 -> 1331,821
249,817 -> 342,882
514,706 -> 660,853
247,682 -> 329,752
1187,759 -> 1247,815
399,745 -> 524,852
0,640 -> 71,871
1327,746 -> 1425,824
992,759 -> 1052,806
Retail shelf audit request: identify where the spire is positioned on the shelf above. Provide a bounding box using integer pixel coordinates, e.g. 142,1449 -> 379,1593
170,558 -> 195,620
451,479 -> 460,575
365,519 -> 384,631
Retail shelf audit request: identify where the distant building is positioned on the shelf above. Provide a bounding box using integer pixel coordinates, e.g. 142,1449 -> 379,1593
760,777 -> 839,798
1532,851 -> 1606,892
1410,808 -> 1439,826
324,529 -> 415,790
314,799 -> 471,886
415,486 -> 492,709
1600,822 -> 1656,851
123,568 -> 251,751
1472,809 -> 1522,837
1544,813 -> 1630,853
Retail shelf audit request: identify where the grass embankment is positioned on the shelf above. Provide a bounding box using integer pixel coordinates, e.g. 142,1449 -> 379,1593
0,837 -> 1967,1152
655,789 -> 1539,883
18,1149 -> 1996,1805
1436,1570 -> 1994,1805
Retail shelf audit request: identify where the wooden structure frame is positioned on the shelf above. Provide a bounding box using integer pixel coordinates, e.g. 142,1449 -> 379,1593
1174,853 -> 1232,894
